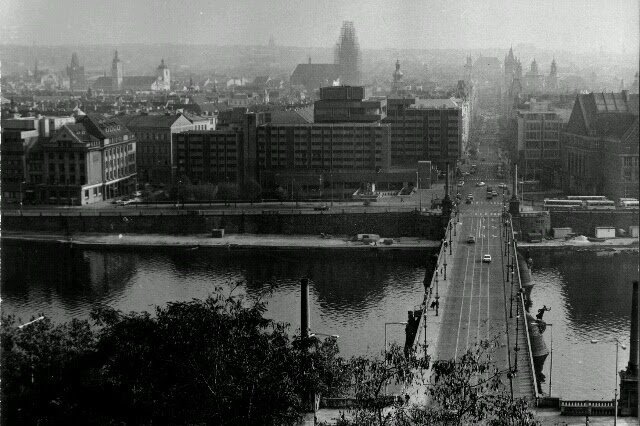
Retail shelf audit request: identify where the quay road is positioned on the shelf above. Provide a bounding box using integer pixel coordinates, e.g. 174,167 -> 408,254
430,142 -> 536,400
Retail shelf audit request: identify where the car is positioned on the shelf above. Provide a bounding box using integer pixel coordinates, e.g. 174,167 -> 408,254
476,181 -> 486,187
467,193 -> 474,199
498,183 -> 507,189
314,204 -> 330,211
492,191 -> 498,197
482,254 -> 492,263
457,181 -> 464,187
465,198 -> 472,204
133,190 -> 143,197
467,236 -> 476,244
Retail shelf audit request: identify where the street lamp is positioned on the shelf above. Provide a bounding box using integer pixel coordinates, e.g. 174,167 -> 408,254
546,323 -> 554,397
449,223 -> 453,254
590,338 -> 626,425
434,271 -> 440,316
384,321 -> 407,396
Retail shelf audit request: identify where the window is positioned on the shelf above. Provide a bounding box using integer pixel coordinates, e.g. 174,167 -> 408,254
84,190 -> 89,199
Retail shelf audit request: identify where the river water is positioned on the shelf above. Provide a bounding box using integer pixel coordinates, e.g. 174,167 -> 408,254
0,241 -> 433,358
1,241 -> 637,400
527,249 -> 638,400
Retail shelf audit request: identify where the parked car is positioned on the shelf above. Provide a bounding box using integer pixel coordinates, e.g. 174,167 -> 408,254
465,198 -> 472,204
467,236 -> 476,244
492,191 -> 498,197
498,183 -> 508,189
314,205 -> 330,211
476,181 -> 486,187
467,193 -> 474,200
482,254 -> 492,263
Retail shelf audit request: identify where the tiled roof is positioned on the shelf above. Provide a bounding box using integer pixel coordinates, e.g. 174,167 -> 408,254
290,64 -> 338,89
568,92 -> 639,138
79,114 -> 133,139
119,113 -> 183,129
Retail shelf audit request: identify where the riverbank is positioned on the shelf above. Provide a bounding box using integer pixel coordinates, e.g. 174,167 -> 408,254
0,231 -> 440,253
519,237 -> 639,252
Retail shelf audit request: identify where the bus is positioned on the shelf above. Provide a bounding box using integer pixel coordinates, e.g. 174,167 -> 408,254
566,195 -> 607,201
584,200 -> 616,210
543,199 -> 584,210
618,198 -> 639,209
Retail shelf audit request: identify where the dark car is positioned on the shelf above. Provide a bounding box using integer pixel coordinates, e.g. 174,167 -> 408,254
314,205 -> 330,211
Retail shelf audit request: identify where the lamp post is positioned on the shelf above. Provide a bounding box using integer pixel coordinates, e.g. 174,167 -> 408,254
590,338 -> 626,425
547,323 -> 553,397
20,180 -> 26,212
384,321 -> 408,396
435,271 -> 440,316
449,223 -> 453,254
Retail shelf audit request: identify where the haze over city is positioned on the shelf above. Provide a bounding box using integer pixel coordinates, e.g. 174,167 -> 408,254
1,0 -> 638,54
1,1 -> 639,425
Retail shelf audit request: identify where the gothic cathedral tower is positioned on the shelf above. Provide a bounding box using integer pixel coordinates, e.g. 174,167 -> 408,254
111,50 -> 123,91
156,59 -> 170,91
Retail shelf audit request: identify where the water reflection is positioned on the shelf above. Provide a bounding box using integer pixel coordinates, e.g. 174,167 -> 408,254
1,241 -> 435,357
527,250 -> 638,400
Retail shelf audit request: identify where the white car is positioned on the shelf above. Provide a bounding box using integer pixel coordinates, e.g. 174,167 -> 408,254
482,254 -> 492,263
476,181 -> 486,187
498,183 -> 507,189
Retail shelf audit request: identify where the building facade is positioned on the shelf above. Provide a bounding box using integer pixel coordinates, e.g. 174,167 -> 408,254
24,114 -> 137,205
1,115 -> 75,204
384,97 -> 463,171
175,130 -> 243,185
314,86 -> 385,123
560,91 -> 639,199
255,122 -> 416,194
516,100 -> 570,188
120,113 -> 194,184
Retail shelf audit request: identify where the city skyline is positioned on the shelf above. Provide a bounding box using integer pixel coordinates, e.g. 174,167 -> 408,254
1,0 -> 638,54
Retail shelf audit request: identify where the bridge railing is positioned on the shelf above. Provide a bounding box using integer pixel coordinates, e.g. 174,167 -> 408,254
509,214 -> 540,403
413,216 -> 454,355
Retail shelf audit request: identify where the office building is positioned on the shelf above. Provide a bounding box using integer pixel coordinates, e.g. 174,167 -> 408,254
384,97 -> 463,171
119,113 -> 194,184
175,130 -> 243,185
314,86 -> 386,123
561,91 -> 639,199
516,100 -> 571,188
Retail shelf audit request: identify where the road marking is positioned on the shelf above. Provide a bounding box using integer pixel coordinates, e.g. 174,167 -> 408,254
455,216 -> 473,359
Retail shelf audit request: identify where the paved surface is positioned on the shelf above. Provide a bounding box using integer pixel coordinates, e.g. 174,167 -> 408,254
425,133 -> 537,402
0,231 -> 440,249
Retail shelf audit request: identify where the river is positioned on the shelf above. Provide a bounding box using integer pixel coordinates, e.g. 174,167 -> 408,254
1,241 -> 433,358
2,241 -> 637,400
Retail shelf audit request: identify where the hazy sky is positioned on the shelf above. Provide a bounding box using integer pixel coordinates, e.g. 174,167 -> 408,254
1,0 -> 638,53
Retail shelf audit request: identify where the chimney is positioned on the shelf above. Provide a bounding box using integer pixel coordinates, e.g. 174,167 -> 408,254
629,281 -> 638,374
300,278 -> 310,339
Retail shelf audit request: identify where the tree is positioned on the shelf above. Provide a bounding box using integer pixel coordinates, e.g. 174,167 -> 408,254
216,182 -> 239,202
241,179 -> 262,201
1,290 -> 347,426
333,339 -> 538,426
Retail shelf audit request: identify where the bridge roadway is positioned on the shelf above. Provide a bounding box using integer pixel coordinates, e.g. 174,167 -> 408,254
428,147 -> 536,401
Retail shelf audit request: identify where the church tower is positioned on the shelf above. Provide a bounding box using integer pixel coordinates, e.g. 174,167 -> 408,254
392,59 -> 403,94
547,58 -> 558,91
464,55 -> 473,82
156,58 -> 170,91
111,50 -> 123,91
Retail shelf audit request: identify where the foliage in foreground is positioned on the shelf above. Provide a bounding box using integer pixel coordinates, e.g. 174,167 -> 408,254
2,289 -> 538,426
335,338 -> 539,426
1,290 -> 346,426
